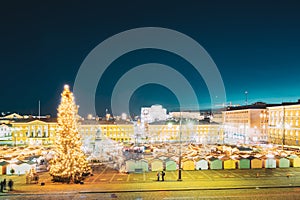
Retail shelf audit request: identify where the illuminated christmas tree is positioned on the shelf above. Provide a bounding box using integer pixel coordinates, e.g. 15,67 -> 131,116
50,85 -> 90,183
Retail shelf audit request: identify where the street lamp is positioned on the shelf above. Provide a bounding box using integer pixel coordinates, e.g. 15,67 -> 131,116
282,107 -> 286,150
245,90 -> 248,106
177,114 -> 182,181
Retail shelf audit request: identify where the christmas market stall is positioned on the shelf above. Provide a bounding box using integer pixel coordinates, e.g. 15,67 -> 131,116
195,158 -> 208,170
289,155 -> 300,167
135,159 -> 149,172
150,159 -> 163,172
182,159 -> 195,171
165,159 -> 177,171
209,157 -> 222,170
125,159 -> 136,173
250,157 -> 263,169
277,157 -> 290,168
0,160 -> 8,175
223,157 -> 237,170
263,156 -> 276,169
238,158 -> 251,169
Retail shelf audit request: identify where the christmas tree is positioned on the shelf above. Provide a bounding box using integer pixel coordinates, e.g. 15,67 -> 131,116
50,85 -> 90,183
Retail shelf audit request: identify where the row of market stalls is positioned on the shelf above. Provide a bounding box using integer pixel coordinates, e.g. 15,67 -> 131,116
0,159 -> 36,175
124,155 -> 300,172
0,145 -> 52,175
125,159 -> 177,172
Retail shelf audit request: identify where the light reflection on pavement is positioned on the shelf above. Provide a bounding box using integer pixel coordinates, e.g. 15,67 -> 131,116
1,167 -> 300,199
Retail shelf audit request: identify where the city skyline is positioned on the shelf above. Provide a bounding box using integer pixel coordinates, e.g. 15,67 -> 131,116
1,1 -> 300,116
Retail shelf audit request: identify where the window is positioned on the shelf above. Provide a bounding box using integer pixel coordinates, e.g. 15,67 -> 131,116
37,130 -> 42,137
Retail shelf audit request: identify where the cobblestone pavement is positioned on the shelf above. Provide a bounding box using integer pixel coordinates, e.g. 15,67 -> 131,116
1,167 -> 300,199
1,188 -> 300,200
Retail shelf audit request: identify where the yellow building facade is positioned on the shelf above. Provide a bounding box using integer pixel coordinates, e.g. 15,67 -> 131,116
11,119 -> 58,146
268,104 -> 300,145
1,115 -> 135,146
147,123 -> 222,144
222,108 -> 268,144
4,102 -> 300,147
79,120 -> 134,143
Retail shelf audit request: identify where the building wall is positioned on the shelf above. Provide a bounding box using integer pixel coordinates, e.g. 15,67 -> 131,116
260,109 -> 268,142
79,124 -> 134,143
1,118 -> 135,146
169,112 -> 203,120
222,109 -> 267,144
5,104 -> 300,147
2,119 -> 223,146
141,105 -> 167,124
0,124 -> 13,145
11,120 -> 57,146
102,124 -> 134,143
268,104 -> 300,145
147,124 -> 221,144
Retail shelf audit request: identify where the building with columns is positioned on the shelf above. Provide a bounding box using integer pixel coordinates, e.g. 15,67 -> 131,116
11,118 -> 58,146
0,114 -> 134,146
0,114 -> 57,146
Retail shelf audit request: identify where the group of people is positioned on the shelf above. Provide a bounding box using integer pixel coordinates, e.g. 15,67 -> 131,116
0,178 -> 14,192
156,171 -> 166,181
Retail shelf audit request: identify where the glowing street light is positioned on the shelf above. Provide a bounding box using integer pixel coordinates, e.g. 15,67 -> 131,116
177,116 -> 182,181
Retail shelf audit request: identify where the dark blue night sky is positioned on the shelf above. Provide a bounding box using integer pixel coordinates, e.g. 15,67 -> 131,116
1,1 -> 300,117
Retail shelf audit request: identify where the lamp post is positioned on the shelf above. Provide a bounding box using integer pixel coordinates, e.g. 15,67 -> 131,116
245,90 -> 248,106
177,113 -> 182,181
282,106 -> 285,150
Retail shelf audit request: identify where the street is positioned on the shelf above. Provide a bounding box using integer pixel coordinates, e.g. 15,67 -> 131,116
1,167 -> 300,199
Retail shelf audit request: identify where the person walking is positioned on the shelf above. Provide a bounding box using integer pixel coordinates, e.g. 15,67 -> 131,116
157,171 -> 160,181
161,171 -> 165,181
3,179 -> 6,190
8,179 -> 13,191
0,181 -> 3,193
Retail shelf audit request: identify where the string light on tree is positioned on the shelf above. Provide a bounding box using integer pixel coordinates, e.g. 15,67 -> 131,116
50,84 -> 91,183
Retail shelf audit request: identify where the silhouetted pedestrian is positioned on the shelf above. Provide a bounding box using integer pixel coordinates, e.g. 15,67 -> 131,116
3,179 -> 6,190
8,179 -> 13,191
161,171 -> 165,181
157,171 -> 160,181
0,181 -> 3,192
